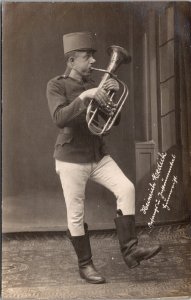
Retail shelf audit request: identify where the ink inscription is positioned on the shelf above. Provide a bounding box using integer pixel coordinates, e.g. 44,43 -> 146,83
140,152 -> 178,228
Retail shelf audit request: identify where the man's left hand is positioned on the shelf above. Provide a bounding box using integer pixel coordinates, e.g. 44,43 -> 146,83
103,79 -> 119,92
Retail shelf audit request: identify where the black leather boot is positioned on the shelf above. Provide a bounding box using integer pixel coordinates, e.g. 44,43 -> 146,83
114,212 -> 162,269
67,224 -> 105,284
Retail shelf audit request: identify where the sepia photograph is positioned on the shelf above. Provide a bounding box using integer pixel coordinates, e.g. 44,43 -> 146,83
2,1 -> 191,299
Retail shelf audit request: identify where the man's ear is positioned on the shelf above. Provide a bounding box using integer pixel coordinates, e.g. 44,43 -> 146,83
69,56 -> 74,63
67,57 -> 74,68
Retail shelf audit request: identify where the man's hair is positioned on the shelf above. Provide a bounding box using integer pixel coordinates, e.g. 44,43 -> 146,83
64,51 -> 78,77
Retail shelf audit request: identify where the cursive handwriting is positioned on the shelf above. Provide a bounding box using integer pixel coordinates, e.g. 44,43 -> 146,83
148,199 -> 160,228
147,154 -> 177,228
158,154 -> 176,199
162,175 -> 178,210
140,152 -> 166,215
139,152 -> 178,229
140,182 -> 156,215
152,152 -> 167,181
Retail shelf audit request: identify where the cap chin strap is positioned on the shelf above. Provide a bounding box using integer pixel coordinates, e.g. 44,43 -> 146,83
64,66 -> 72,78
63,66 -> 83,80
72,67 -> 84,77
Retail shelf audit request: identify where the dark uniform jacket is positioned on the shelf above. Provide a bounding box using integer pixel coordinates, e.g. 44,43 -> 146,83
47,75 -> 110,163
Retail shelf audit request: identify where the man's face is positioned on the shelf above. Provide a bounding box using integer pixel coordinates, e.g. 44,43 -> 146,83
72,51 -> 96,77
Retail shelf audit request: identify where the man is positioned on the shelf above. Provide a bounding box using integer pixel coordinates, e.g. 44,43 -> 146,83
47,32 -> 161,284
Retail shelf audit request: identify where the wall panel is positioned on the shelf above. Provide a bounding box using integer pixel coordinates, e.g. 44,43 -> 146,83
3,2 -> 134,232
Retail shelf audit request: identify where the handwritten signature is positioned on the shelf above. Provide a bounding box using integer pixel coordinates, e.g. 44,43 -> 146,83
140,152 -> 178,228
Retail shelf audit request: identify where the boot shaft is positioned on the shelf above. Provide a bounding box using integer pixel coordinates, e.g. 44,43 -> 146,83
114,215 -> 137,248
67,223 -> 92,266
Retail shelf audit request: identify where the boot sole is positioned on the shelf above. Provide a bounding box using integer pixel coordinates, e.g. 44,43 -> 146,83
127,246 -> 162,269
129,261 -> 140,269
79,272 -> 106,284
143,245 -> 162,260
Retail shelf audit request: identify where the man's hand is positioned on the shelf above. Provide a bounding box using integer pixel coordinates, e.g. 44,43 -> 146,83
79,78 -> 119,108
94,88 -> 110,107
103,78 -> 119,92
79,87 -> 109,108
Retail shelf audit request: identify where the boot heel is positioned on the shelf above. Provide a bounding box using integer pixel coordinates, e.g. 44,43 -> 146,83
123,255 -> 140,269
79,263 -> 106,284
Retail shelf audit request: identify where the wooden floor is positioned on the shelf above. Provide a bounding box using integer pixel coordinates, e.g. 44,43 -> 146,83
2,223 -> 191,300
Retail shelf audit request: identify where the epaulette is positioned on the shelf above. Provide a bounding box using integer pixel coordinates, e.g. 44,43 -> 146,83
56,75 -> 67,80
47,75 -> 68,88
48,75 -> 64,82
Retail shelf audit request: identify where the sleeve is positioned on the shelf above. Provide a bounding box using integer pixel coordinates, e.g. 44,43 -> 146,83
46,79 -> 88,128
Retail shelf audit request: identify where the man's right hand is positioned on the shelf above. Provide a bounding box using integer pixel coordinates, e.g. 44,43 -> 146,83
79,88 -> 109,108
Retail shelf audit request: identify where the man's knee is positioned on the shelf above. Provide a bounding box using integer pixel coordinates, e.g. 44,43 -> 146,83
116,180 -> 135,215
68,220 -> 85,236
118,180 -> 135,199
68,212 -> 85,236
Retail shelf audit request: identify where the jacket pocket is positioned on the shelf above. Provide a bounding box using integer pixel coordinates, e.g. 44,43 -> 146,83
55,133 -> 73,147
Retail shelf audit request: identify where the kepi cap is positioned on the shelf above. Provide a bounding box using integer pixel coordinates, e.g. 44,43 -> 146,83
63,32 -> 96,54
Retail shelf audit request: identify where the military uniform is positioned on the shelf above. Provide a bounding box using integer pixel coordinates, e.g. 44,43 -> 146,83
47,75 -> 108,163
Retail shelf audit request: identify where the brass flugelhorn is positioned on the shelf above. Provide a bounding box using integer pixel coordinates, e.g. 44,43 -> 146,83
86,45 -> 131,135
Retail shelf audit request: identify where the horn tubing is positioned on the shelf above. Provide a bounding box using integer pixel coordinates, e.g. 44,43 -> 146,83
86,45 -> 131,135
